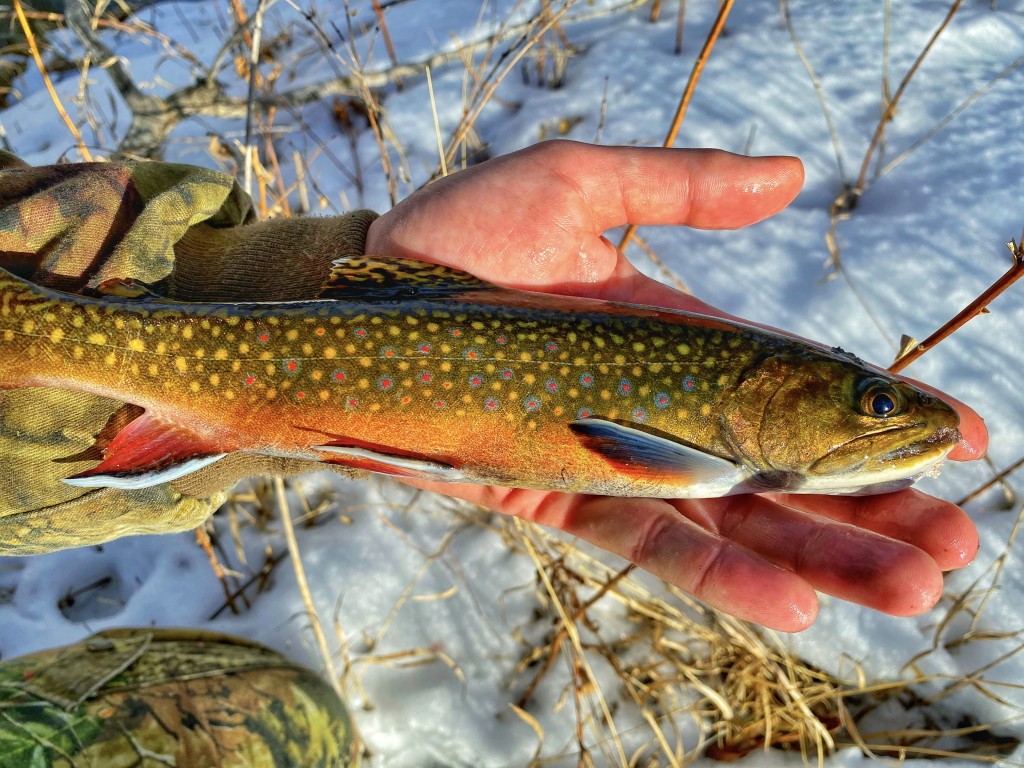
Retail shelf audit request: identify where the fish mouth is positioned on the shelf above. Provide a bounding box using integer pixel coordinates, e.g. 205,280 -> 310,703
810,423 -> 961,476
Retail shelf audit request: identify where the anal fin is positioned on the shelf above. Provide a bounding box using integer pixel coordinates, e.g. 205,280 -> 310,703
61,412 -> 228,490
314,443 -> 465,482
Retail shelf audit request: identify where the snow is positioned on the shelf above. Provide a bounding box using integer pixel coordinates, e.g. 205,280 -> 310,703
2,0 -> 1024,765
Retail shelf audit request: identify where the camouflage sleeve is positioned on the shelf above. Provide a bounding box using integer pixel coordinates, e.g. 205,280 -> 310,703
0,151 -> 377,554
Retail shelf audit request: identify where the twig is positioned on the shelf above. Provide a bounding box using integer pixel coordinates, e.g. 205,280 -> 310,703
618,0 -> 735,251
889,233 -> 1024,372
852,0 -> 963,201
12,0 -> 92,160
426,66 -> 447,177
194,525 -> 240,615
371,0 -> 402,89
274,476 -> 344,701
243,0 -> 268,198
957,455 -> 1024,507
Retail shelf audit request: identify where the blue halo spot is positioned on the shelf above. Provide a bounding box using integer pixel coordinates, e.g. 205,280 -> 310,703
618,378 -> 632,396
545,341 -> 558,353
380,347 -> 397,358
464,348 -> 480,361
283,359 -> 300,375
524,396 -> 541,413
655,392 -> 670,409
577,408 -> 592,419
495,334 -> 508,345
354,327 -> 367,338
377,376 -> 394,391
580,373 -> 594,387
484,398 -> 500,411
633,408 -> 647,423
501,368 -> 514,380
683,377 -> 696,391
545,379 -> 558,392
468,375 -> 483,388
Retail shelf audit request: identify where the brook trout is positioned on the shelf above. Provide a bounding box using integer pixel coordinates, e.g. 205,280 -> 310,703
0,257 -> 960,497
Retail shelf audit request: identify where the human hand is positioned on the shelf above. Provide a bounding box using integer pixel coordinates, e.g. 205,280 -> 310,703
365,140 -> 986,631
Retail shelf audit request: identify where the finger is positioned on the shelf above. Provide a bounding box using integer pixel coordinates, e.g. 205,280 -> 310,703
402,479 -> 820,631
760,489 -> 979,571
684,494 -> 945,616
537,141 -> 805,232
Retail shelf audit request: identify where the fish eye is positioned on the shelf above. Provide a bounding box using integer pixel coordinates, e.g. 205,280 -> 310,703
858,379 -> 902,418
870,392 -> 896,416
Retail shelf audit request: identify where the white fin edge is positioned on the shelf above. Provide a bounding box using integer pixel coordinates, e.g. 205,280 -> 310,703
313,445 -> 467,482
61,453 -> 228,490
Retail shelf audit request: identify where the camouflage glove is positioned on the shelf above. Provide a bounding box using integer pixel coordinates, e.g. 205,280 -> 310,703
0,151 -> 376,554
0,628 -> 359,767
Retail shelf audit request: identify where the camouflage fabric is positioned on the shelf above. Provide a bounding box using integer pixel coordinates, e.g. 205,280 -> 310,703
0,151 -> 377,554
0,628 -> 359,767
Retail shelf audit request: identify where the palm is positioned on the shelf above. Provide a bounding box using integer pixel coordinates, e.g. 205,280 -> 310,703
365,141 -> 985,631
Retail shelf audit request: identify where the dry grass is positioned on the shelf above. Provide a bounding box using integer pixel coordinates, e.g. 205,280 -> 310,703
6,1 -> 1024,765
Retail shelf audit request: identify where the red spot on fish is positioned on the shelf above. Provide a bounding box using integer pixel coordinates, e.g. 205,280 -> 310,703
378,377 -> 394,390
442,381 -> 453,390
244,375 -> 256,387
333,370 -> 347,382
525,397 -> 540,412
655,392 -> 670,408
496,334 -> 507,345
577,408 -> 592,419
258,332 -> 269,343
296,391 -> 307,400
501,368 -> 514,380
419,343 -> 431,354
420,372 -> 432,383
284,359 -> 300,374
464,349 -> 479,360
451,329 -> 463,337
401,395 -> 411,405
545,341 -> 558,353
619,379 -> 632,395
485,398 -> 499,411
382,347 -> 397,358
580,373 -> 593,387
683,377 -> 696,391
355,328 -> 367,337
434,400 -> 446,409
315,327 -> 326,336
633,408 -> 647,423
469,375 -> 482,388
346,398 -> 359,409
545,379 -> 558,392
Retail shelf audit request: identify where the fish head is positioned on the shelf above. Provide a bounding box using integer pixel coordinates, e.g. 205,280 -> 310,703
721,353 -> 961,494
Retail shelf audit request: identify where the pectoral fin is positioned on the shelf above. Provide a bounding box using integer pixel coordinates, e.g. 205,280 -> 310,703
569,419 -> 738,484
314,443 -> 466,482
61,412 -> 228,490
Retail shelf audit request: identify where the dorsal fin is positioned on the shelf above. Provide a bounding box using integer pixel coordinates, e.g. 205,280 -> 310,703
318,256 -> 497,301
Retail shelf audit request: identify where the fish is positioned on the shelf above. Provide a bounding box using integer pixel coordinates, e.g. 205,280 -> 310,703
0,256 -> 961,497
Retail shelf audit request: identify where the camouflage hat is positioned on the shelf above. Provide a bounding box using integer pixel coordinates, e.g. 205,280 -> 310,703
0,628 -> 359,767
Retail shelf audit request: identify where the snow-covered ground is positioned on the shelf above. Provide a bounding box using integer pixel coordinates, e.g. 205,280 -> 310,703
2,1 -> 1023,765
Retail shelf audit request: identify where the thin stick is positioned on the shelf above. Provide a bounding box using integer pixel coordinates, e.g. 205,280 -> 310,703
425,66 -> 448,177
852,0 -> 963,199
195,526 -> 240,615
12,0 -> 92,161
956,455 -> 1024,507
243,0 -> 268,197
889,236 -> 1024,372
371,0 -> 402,89
274,476 -> 345,700
618,0 -> 734,251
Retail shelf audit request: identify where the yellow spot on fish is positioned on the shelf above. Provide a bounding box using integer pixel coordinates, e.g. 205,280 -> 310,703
524,374 -> 536,385
175,357 -> 188,373
194,348 -> 205,359
104,352 -> 116,367
677,344 -> 690,355
182,326 -> 193,340
73,345 -> 84,359
128,338 -> 145,352
190,381 -> 200,392
209,374 -> 220,386
302,343 -> 313,355
700,403 -> 711,417
359,357 -> 372,368
266,388 -> 276,400
311,370 -> 322,381
324,347 -> 337,359
224,390 -> 235,400
72,316 -> 84,328
520,352 -> 532,362
156,342 -> 167,354
201,319 -> 211,331
87,332 -> 107,345
358,378 -> 369,389
114,318 -> 125,330
286,329 -> 298,341
49,328 -> 64,344
600,390 -> 611,400
21,319 -> 34,334
148,363 -> 159,376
